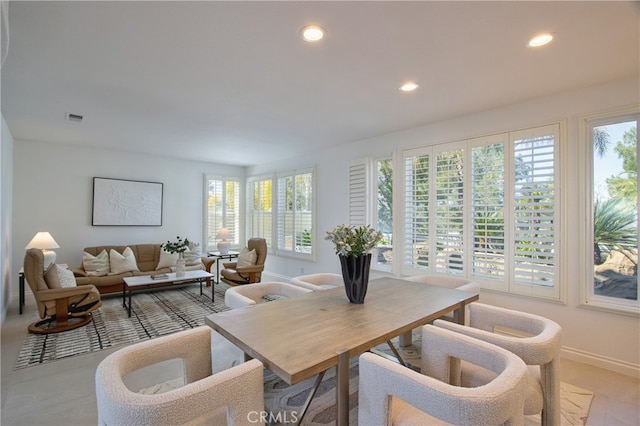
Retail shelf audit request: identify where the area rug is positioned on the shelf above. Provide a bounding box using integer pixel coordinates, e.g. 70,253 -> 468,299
14,283 -> 230,369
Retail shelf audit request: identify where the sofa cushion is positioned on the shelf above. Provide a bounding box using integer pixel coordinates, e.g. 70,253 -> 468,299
184,243 -> 203,267
156,249 -> 178,270
110,247 -> 139,274
83,250 -> 110,276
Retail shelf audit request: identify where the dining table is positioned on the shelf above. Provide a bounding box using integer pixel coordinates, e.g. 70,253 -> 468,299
205,276 -> 479,425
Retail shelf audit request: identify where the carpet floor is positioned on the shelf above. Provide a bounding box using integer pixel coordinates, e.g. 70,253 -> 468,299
15,283 -> 229,369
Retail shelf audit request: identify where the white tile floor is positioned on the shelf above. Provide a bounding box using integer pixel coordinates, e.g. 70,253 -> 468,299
2,295 -> 639,425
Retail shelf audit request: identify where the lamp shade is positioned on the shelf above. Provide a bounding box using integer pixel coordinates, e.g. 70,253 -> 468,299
216,227 -> 231,240
25,232 -> 60,250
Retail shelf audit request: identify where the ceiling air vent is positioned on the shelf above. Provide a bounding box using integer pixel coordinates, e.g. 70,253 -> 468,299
65,112 -> 83,122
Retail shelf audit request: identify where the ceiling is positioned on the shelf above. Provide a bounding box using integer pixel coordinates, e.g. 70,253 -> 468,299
1,1 -> 638,167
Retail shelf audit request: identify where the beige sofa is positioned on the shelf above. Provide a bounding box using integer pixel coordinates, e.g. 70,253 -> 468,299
73,244 -> 215,294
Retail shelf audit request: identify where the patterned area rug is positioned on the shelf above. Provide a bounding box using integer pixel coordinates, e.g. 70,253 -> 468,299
14,283 -> 229,369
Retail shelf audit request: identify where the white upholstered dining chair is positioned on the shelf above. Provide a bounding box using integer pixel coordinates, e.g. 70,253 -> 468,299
95,326 -> 265,426
289,272 -> 343,291
224,281 -> 311,309
434,303 -> 562,426
359,324 -> 528,425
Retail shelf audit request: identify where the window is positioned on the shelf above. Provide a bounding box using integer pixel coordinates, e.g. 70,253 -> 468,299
204,175 -> 240,252
402,124 -> 560,299
582,112 -> 638,314
276,168 -> 314,258
247,176 -> 273,249
375,158 -> 393,270
348,157 -> 394,271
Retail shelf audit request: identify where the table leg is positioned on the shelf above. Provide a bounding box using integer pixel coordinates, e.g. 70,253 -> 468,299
19,272 -> 25,315
128,290 -> 133,317
454,302 -> 466,325
216,259 -> 221,284
336,351 -> 350,426
122,284 -> 126,308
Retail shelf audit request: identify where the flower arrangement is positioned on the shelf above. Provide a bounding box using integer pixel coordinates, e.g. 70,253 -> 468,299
162,236 -> 190,254
325,224 -> 383,258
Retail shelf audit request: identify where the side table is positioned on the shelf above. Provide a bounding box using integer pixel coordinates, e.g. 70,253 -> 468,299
206,251 -> 239,284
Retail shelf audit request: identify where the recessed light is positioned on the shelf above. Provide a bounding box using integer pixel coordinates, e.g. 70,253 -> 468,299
300,25 -> 325,42
528,33 -> 554,47
399,82 -> 419,92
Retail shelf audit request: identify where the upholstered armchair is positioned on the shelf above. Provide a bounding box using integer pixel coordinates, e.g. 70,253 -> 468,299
95,326 -> 265,426
358,325 -> 528,425
289,273 -> 343,291
24,248 -> 102,334
434,303 -> 563,426
224,281 -> 312,309
220,238 -> 267,286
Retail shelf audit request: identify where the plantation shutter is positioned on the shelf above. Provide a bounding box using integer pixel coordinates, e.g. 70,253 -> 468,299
434,147 -> 465,274
471,137 -> 506,279
247,178 -> 273,248
349,159 -> 367,227
511,126 -> 558,287
403,150 -> 430,269
277,173 -> 292,251
205,176 -> 240,250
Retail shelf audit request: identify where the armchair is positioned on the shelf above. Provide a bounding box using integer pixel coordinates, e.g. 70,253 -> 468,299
359,325 -> 528,425
24,248 -> 102,334
220,238 -> 267,286
289,273 -> 343,291
95,326 -> 265,425
434,303 -> 563,425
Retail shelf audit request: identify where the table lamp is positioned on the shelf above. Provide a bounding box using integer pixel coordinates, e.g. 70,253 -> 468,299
25,231 -> 60,268
216,227 -> 231,254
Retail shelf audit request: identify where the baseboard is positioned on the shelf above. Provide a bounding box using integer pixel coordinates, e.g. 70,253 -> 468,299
561,346 -> 640,379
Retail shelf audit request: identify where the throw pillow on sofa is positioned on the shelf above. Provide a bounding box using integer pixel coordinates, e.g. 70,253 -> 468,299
83,250 -> 110,276
109,247 -> 139,275
156,249 -> 178,270
183,242 -> 203,267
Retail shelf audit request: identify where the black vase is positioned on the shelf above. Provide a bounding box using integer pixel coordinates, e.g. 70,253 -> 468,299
339,253 -> 372,304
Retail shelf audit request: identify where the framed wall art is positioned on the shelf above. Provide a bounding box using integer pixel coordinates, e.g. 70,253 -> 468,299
92,177 -> 163,226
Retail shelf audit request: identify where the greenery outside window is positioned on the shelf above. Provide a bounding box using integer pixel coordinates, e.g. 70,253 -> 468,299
247,176 -> 273,249
204,175 -> 240,252
402,124 -> 561,299
582,112 -> 638,315
276,167 -> 315,259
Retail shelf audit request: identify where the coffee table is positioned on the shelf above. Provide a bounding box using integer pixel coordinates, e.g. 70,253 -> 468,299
205,277 -> 479,425
122,270 -> 214,317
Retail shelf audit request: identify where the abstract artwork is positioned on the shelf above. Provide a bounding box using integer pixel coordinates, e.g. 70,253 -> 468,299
92,177 -> 163,226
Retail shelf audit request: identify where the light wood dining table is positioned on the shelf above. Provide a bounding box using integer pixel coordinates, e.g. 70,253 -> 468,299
205,277 -> 479,426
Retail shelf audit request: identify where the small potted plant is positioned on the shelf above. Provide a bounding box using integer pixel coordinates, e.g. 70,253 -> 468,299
162,236 -> 190,276
325,225 -> 383,303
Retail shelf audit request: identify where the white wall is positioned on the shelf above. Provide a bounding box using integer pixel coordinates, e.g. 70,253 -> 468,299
249,77 -> 640,376
1,116 -> 14,322
11,142 -> 244,289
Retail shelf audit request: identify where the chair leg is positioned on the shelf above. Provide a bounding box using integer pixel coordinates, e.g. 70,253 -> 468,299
28,313 -> 93,334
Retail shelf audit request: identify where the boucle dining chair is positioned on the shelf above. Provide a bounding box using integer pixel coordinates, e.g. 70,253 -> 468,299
224,281 -> 311,309
289,272 -> 343,291
434,303 -> 562,426
95,326 -> 265,426
359,325 -> 528,426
